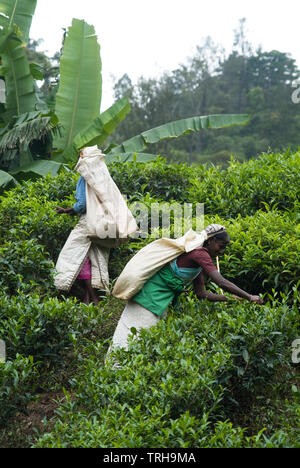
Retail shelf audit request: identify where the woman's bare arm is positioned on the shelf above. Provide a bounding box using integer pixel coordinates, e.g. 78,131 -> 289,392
207,270 -> 263,304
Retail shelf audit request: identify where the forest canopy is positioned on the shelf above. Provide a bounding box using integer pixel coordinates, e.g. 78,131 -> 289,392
110,20 -> 300,164
2,18 -> 299,168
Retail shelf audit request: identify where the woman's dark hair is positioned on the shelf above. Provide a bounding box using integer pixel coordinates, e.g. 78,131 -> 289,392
204,231 -> 230,246
214,231 -> 230,243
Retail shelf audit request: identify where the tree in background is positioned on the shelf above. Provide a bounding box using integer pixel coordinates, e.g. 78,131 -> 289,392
111,19 -> 300,165
0,0 -> 248,191
25,38 -> 61,109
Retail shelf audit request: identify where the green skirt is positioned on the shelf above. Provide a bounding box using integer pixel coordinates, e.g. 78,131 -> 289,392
132,264 -> 186,316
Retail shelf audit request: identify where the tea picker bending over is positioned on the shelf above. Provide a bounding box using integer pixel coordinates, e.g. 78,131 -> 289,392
107,224 -> 263,356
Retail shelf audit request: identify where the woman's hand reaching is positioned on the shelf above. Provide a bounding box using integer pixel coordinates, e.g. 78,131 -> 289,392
55,207 -> 75,215
249,295 -> 264,305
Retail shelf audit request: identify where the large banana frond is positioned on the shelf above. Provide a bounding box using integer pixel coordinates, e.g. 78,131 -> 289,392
0,0 -> 37,43
108,114 -> 249,155
105,152 -> 158,164
9,159 -> 68,181
53,97 -> 130,164
0,27 -> 36,121
53,18 -> 102,151
0,169 -> 17,192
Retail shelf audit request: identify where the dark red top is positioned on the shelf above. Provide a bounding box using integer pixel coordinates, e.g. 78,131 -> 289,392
176,247 -> 217,293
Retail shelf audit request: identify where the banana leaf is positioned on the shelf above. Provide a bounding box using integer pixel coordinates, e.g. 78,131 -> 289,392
10,159 -> 68,181
0,27 -> 36,121
0,0 -> 37,43
0,169 -> 17,191
105,152 -> 158,164
30,62 -> 44,80
53,97 -> 130,164
108,114 -> 249,155
53,18 -> 102,151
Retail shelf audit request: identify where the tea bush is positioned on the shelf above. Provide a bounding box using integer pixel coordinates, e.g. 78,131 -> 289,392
210,209 -> 300,294
189,150 -> 300,217
0,177 -> 77,261
109,158 -> 193,202
0,293 -> 115,368
2,151 -> 296,242
0,149 -> 299,447
0,354 -> 38,425
109,150 -> 300,216
0,239 -> 54,295
0,292 -> 121,428
34,290 -> 299,448
0,150 -> 298,288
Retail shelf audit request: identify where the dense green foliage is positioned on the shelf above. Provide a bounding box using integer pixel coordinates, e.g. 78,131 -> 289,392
110,151 -> 300,216
0,151 -> 299,447
34,292 -> 299,448
111,21 -> 300,164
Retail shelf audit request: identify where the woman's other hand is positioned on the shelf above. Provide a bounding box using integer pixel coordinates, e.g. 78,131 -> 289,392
249,295 -> 264,305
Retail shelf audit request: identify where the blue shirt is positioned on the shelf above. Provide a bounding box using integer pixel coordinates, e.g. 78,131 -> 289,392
73,176 -> 86,214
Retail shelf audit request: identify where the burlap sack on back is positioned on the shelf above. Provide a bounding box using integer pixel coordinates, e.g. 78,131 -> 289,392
112,228 -> 208,300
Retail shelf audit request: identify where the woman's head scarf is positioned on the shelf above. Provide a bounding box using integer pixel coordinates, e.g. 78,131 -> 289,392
204,224 -> 226,238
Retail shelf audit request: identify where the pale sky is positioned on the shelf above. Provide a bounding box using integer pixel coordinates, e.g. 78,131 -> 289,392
30,0 -> 300,111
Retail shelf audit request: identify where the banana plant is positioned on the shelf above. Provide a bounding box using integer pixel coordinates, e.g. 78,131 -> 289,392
53,18 -> 102,152
0,25 -> 36,122
0,0 -> 250,194
105,113 -> 249,163
0,0 -> 37,43
0,110 -> 61,158
51,18 -> 132,164
0,8 -> 132,191
0,0 -> 66,188
0,0 -> 38,120
0,169 -> 17,189
51,19 -> 249,167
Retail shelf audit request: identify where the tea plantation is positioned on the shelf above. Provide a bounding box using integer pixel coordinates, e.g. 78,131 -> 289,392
0,150 -> 299,448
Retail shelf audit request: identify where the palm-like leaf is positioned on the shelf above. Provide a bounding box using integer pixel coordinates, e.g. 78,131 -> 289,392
53,97 -> 130,164
0,169 -> 17,191
9,159 -> 68,181
108,114 -> 249,155
53,19 -> 102,151
105,152 -> 158,164
0,27 -> 36,121
0,111 -> 61,153
0,0 -> 37,43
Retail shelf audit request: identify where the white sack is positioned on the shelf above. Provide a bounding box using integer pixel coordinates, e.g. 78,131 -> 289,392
55,146 -> 138,291
75,146 -> 138,246
112,228 -> 208,300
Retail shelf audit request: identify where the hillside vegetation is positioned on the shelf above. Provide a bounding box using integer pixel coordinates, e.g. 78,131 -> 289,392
0,150 -> 299,447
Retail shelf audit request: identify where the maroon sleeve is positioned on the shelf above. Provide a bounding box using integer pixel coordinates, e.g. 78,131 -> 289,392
190,248 -> 217,275
177,247 -> 217,275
